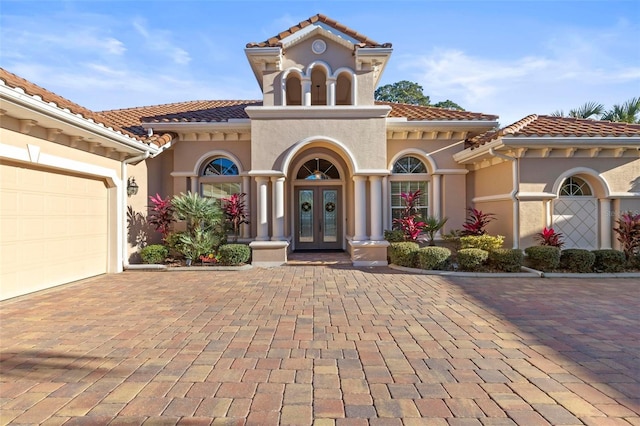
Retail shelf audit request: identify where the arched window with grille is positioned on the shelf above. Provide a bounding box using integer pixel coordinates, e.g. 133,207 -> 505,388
390,155 -> 429,223
200,157 -> 241,202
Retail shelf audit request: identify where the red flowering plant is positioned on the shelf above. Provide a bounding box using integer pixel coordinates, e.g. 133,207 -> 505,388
613,211 -> 640,260
147,193 -> 175,242
221,193 -> 249,243
462,208 -> 496,236
199,253 -> 220,264
392,190 -> 426,242
535,227 -> 565,248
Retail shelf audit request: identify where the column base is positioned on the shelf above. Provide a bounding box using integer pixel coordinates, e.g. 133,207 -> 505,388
249,241 -> 289,267
348,240 -> 390,267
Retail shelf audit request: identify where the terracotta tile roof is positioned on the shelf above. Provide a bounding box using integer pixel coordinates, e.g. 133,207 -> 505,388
468,114 -> 640,149
246,13 -> 391,49
380,101 -> 498,121
0,67 -> 142,141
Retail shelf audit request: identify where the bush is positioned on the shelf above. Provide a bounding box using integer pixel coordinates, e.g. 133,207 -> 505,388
415,247 -> 451,270
140,244 -> 168,264
592,249 -> 626,273
218,244 -> 251,266
384,229 -> 405,243
388,242 -> 419,267
488,248 -> 524,272
524,246 -> 560,271
457,248 -> 489,271
460,235 -> 504,252
560,249 -> 595,273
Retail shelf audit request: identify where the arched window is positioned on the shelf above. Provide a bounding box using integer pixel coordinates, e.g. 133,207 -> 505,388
200,157 -> 241,201
296,158 -> 340,180
390,156 -> 429,222
286,75 -> 302,106
310,68 -> 327,106
335,73 -> 352,105
560,176 -> 593,196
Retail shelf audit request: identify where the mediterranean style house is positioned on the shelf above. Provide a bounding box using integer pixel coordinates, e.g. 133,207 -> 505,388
1,14 -> 639,299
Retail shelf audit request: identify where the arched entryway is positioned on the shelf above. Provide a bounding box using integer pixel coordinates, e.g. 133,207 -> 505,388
289,151 -> 348,251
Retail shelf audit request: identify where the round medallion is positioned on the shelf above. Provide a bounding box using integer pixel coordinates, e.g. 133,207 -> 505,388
311,39 -> 326,54
301,202 -> 312,212
325,202 -> 336,213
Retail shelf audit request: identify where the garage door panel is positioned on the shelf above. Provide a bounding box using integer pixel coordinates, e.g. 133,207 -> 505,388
1,163 -> 109,300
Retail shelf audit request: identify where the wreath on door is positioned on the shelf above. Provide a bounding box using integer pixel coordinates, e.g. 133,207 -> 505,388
301,202 -> 312,212
325,202 -> 336,212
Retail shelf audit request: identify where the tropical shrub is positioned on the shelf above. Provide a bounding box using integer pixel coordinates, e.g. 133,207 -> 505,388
524,246 -> 560,271
147,193 -> 175,242
139,244 -> 168,264
461,208 -> 496,236
488,248 -> 524,272
176,228 -> 218,262
392,190 -> 425,241
457,248 -> 489,271
613,211 -> 640,260
592,249 -> 626,273
415,246 -> 451,270
559,249 -> 595,273
172,191 -> 222,233
423,216 -> 448,246
384,229 -> 405,243
218,244 -> 251,266
535,227 -> 565,248
221,193 -> 249,243
388,242 -> 419,267
460,235 -> 504,252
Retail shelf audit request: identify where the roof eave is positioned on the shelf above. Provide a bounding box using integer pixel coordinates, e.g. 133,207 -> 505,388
244,47 -> 283,91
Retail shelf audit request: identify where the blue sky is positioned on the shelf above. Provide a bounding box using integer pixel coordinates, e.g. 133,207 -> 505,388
1,0 -> 638,126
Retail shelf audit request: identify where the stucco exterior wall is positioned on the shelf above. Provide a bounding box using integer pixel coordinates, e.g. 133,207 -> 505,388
468,161 -> 513,199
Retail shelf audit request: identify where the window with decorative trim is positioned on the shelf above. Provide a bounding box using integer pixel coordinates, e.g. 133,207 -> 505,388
200,157 -> 241,203
390,156 -> 429,222
559,176 -> 593,196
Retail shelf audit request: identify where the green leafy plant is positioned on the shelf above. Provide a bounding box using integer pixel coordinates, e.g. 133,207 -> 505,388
535,227 -> 565,248
457,248 -> 489,271
221,193 -> 249,243
172,191 -> 222,233
488,249 -> 524,273
388,242 -> 420,267
423,216 -> 448,246
462,208 -> 496,236
592,249 -> 626,273
415,246 -> 451,270
384,229 -> 405,243
177,228 -> 218,262
147,193 -> 175,242
613,211 -> 640,260
560,249 -> 595,273
139,244 -> 168,264
218,244 -> 251,265
460,235 -> 504,252
525,246 -> 561,271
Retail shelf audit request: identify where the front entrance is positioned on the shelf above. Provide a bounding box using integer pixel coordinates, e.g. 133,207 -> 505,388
295,187 -> 342,250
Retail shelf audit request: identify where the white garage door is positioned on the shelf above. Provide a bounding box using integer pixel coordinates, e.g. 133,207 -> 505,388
1,162 -> 108,300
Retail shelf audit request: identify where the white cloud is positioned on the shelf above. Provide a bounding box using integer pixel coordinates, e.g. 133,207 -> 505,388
132,18 -> 191,65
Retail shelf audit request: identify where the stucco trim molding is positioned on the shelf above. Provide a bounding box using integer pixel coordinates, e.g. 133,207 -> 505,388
516,192 -> 558,201
281,136 -> 359,177
550,167 -> 612,198
608,192 -> 640,198
472,194 -> 514,203
245,105 -> 392,119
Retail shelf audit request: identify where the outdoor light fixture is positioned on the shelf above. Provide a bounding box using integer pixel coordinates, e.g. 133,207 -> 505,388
127,177 -> 139,197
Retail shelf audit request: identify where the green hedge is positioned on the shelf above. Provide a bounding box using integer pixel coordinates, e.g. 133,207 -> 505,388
560,249 -> 595,273
415,247 -> 451,270
140,244 -> 168,264
457,248 -> 489,271
592,249 -> 626,273
384,229 -> 405,243
388,242 -> 419,267
460,235 -> 504,252
488,248 -> 523,272
524,246 -> 560,271
218,244 -> 251,266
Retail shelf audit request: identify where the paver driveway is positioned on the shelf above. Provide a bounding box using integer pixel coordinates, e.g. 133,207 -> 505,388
1,265 -> 639,425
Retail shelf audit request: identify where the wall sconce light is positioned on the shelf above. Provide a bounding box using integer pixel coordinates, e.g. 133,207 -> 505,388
127,177 -> 139,197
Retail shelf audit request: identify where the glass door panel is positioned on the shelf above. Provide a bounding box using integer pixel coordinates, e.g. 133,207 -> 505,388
323,189 -> 338,243
299,189 -> 314,243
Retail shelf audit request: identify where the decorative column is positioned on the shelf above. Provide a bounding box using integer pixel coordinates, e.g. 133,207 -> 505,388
190,175 -> 199,194
241,175 -> 251,239
600,198 -> 612,249
302,80 -> 312,106
431,174 -> 442,238
382,176 -> 389,231
369,176 -> 383,241
255,176 -> 269,241
327,78 -> 336,106
271,176 -> 285,241
353,176 -> 368,241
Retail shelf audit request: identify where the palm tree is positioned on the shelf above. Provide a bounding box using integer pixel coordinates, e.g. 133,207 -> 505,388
551,102 -> 604,119
601,97 -> 640,123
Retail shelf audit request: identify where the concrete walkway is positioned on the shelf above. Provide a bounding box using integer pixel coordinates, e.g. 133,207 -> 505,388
1,265 -> 638,425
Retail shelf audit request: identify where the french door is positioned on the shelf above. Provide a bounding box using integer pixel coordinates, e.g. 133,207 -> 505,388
295,187 -> 342,250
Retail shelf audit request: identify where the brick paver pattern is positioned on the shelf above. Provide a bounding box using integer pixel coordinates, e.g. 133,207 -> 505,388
1,265 -> 639,425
